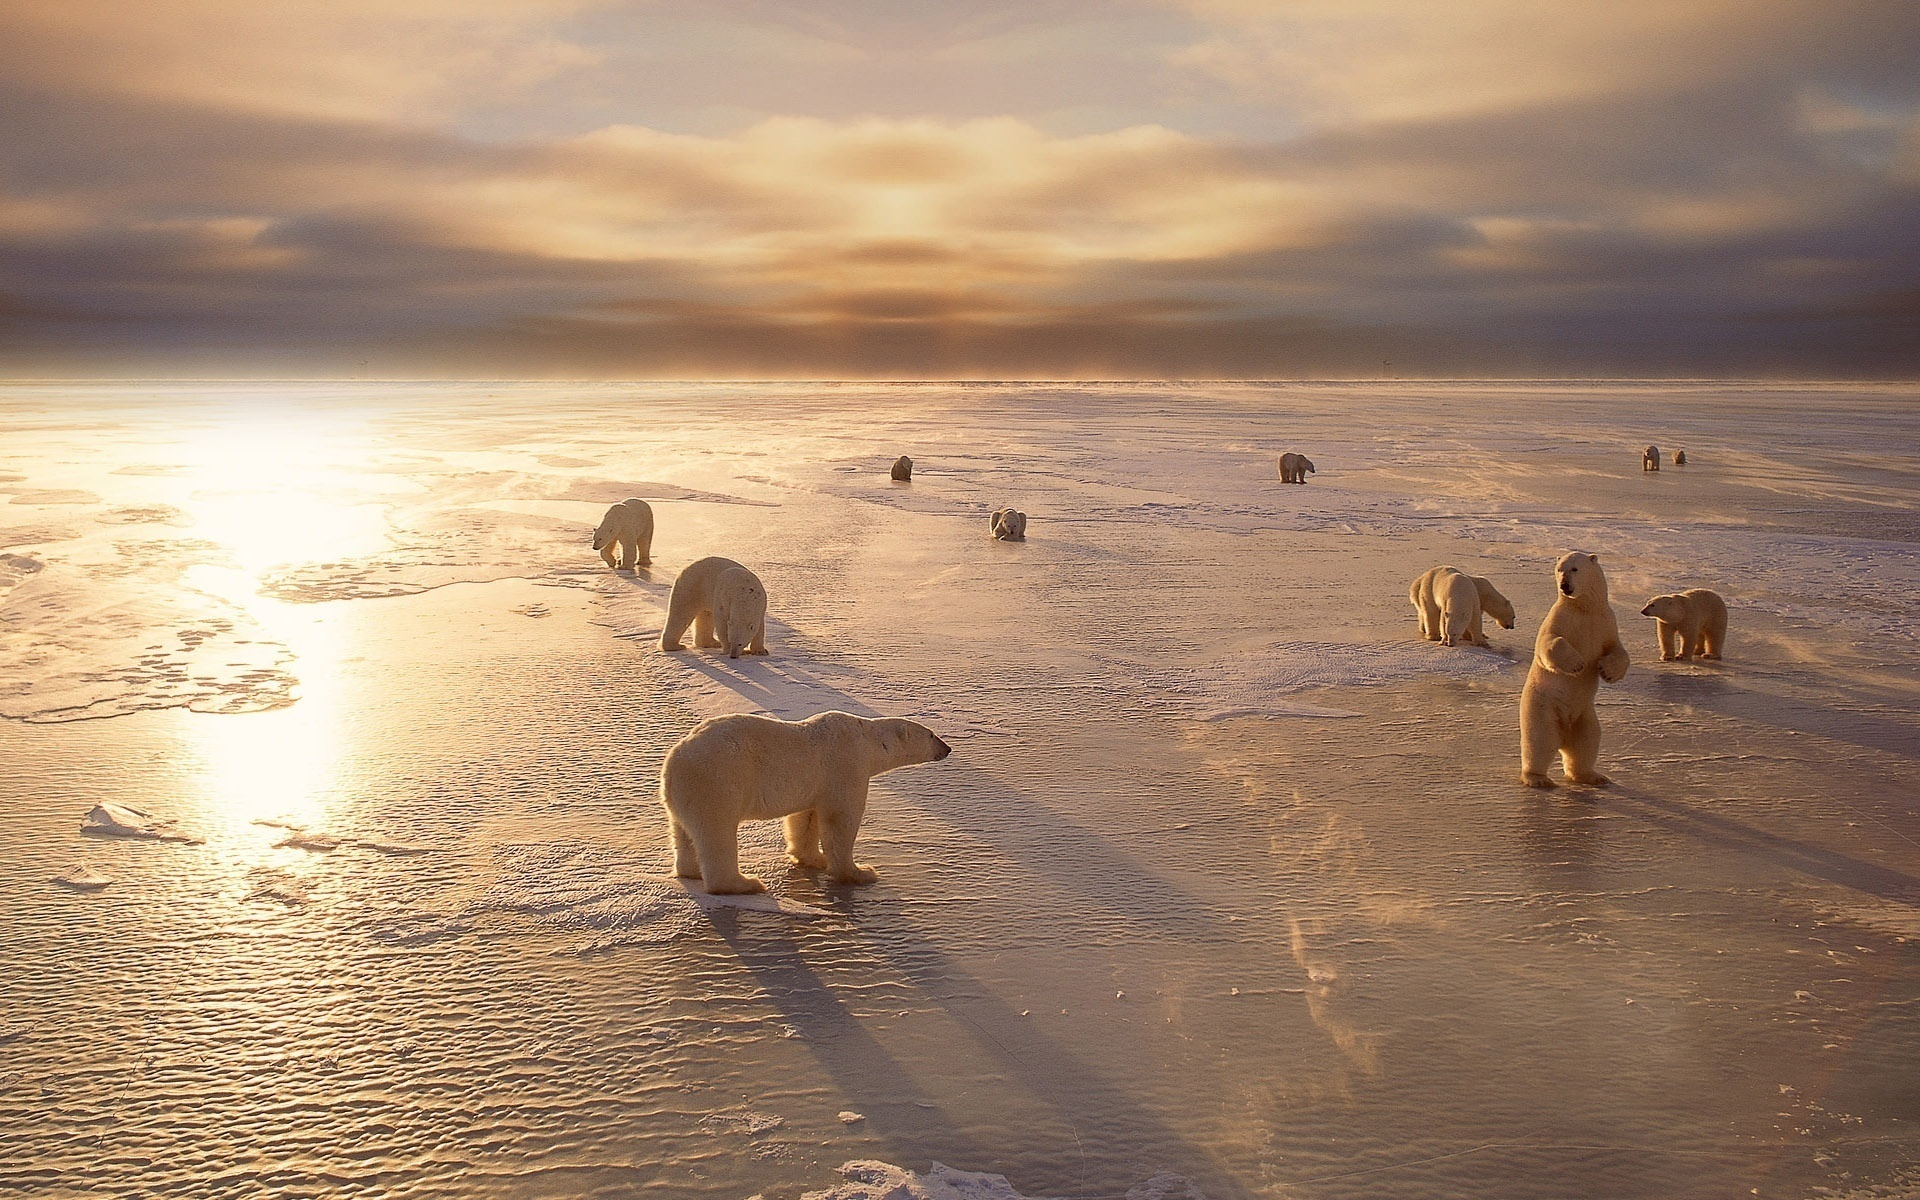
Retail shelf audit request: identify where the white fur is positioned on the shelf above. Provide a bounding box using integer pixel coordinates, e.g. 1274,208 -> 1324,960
660,556 -> 769,658
659,711 -> 952,893
593,498 -> 654,569
1410,566 -> 1517,647
990,508 -> 1027,540
1519,552 -> 1629,788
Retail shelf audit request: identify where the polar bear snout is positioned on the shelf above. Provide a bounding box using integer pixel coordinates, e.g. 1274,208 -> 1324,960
933,737 -> 952,760
1639,602 -> 1655,616
1560,577 -> 1575,596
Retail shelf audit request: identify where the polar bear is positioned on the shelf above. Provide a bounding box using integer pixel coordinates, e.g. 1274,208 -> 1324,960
1519,551 -> 1630,788
1640,588 -> 1727,661
891,456 -> 913,482
1642,446 -> 1661,472
1673,449 -> 1687,466
593,498 -> 654,569
659,711 -> 952,893
660,556 -> 768,658
1410,566 -> 1517,646
990,508 -> 1027,541
1279,452 -> 1316,484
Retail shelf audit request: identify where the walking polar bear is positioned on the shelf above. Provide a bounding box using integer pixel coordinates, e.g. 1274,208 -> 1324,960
1520,552 -> 1630,789
1279,452 -> 1316,484
1410,566 -> 1516,646
593,498 -> 654,569
1642,446 -> 1661,472
660,711 -> 952,893
660,556 -> 769,658
990,508 -> 1027,541
1640,588 -> 1727,661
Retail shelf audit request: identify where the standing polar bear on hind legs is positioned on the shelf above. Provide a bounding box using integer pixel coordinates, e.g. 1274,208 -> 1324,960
1279,452 -> 1316,484
660,711 -> 952,893
1519,552 -> 1630,789
593,498 -> 654,569
1410,566 -> 1516,647
660,556 -> 769,658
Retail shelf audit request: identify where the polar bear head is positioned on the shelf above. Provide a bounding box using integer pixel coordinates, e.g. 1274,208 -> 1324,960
1473,577 -> 1516,629
713,567 -> 768,658
1639,594 -> 1688,622
866,717 -> 953,770
1554,551 -> 1608,604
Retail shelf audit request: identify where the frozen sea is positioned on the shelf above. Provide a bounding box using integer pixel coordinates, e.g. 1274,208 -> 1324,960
2,380 -> 1917,1199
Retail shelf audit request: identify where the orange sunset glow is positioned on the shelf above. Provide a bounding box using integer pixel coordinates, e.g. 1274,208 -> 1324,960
2,1 -> 1916,378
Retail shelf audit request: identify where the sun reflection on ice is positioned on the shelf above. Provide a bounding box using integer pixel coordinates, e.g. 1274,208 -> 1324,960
168,407 -> 393,836
182,566 -> 351,835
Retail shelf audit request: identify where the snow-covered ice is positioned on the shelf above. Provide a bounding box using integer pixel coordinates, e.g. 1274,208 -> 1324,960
2,380 -> 1917,1199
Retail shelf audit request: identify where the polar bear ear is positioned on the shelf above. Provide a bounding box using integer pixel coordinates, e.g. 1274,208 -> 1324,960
1588,554 -> 1600,563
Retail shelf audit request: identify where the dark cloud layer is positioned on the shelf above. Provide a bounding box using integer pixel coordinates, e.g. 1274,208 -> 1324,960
0,1 -> 1916,377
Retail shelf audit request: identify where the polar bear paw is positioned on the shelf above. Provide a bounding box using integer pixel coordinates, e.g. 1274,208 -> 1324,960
1521,771 -> 1558,789
830,865 -> 879,886
702,873 -> 767,895
1569,771 -> 1612,787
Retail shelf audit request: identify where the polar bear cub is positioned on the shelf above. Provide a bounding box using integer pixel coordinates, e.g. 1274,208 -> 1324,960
1519,551 -> 1630,789
660,556 -> 768,658
660,711 -> 952,893
593,498 -> 654,569
990,508 -> 1027,540
1640,588 -> 1727,661
1279,452 -> 1316,484
1410,566 -> 1516,646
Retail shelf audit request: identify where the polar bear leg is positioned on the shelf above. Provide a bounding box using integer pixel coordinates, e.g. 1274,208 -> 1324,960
820,787 -> 877,885
688,821 -> 764,894
1678,624 -> 1698,661
694,609 -> 722,649
669,817 -> 701,879
600,543 -> 619,569
1466,610 -> 1487,646
784,810 -> 827,869
745,626 -> 768,655
1658,622 -> 1678,661
619,534 -> 638,570
635,527 -> 652,567
1700,617 -> 1724,659
1562,709 -> 1611,786
660,590 -> 696,651
1519,697 -> 1560,788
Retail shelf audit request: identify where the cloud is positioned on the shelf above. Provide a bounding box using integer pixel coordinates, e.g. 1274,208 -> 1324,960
0,0 -> 1916,376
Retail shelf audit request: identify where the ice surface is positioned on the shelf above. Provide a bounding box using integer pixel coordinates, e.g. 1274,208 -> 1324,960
3,381 -> 1918,1200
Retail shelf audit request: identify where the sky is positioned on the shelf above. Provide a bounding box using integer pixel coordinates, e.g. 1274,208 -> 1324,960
1,0 -> 1916,379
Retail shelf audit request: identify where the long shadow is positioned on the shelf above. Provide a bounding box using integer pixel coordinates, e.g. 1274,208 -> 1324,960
701,908 -> 1000,1171
1598,787 -> 1920,907
663,658 -> 1264,1194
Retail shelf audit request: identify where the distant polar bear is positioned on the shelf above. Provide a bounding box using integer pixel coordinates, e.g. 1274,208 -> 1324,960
1673,449 -> 1687,466
1640,588 -> 1727,661
660,711 -> 952,893
891,456 -> 913,481
990,508 -> 1027,540
1410,566 -> 1516,647
593,498 -> 654,569
660,556 -> 768,658
1519,551 -> 1630,789
1642,446 -> 1661,471
1279,452 -> 1316,484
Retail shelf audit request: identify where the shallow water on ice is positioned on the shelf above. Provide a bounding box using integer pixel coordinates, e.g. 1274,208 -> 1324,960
2,381 -> 1918,1199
